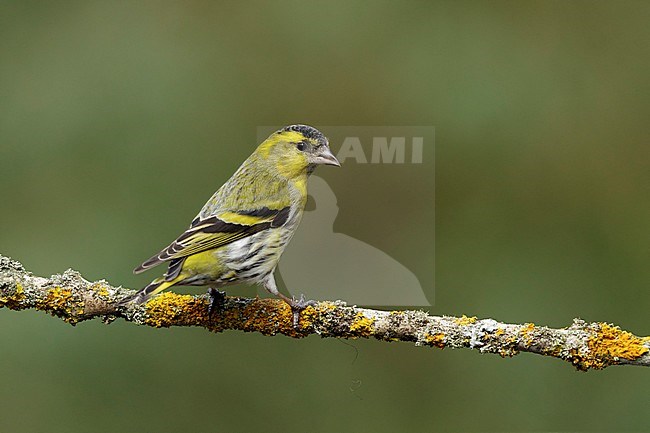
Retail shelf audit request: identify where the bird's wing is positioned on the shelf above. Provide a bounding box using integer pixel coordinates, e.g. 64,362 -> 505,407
133,206 -> 290,274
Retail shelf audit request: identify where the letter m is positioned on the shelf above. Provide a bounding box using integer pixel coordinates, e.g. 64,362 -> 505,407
371,137 -> 405,163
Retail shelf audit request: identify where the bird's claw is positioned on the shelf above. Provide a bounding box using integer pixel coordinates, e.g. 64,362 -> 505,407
207,288 -> 226,317
289,294 -> 317,329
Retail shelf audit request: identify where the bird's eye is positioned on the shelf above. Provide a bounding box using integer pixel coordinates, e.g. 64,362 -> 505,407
296,142 -> 306,151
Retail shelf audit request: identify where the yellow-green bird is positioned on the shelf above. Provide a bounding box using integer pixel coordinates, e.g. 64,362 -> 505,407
125,124 -> 340,323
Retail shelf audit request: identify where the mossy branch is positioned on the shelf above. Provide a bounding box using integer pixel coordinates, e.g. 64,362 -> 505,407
1,254 -> 648,371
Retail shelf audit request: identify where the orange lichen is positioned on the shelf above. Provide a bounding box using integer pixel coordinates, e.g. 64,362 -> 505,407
235,298 -> 295,335
143,293 -> 305,337
581,323 -> 649,370
348,313 -> 375,337
455,315 -> 477,326
425,332 -> 446,348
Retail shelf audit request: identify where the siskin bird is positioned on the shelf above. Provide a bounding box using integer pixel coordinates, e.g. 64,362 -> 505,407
125,124 -> 340,324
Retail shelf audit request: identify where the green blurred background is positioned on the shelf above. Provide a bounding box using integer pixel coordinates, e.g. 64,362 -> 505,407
1,1 -> 649,431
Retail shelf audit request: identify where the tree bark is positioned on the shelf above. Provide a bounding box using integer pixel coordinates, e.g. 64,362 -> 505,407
1,254 -> 648,371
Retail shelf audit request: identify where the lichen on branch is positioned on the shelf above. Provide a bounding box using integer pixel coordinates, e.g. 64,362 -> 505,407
1,254 -> 648,371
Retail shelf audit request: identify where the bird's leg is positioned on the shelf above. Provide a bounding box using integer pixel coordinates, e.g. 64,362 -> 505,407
207,287 -> 227,316
262,274 -> 316,328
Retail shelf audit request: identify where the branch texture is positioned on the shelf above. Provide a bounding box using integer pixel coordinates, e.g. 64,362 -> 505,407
1,254 -> 648,371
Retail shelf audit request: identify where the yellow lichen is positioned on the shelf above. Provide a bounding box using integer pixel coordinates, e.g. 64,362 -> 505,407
90,283 -> 110,298
37,287 -> 83,324
498,346 -> 519,358
0,282 -> 25,309
297,305 -> 319,330
519,322 -> 536,347
425,332 -> 446,348
349,312 -> 375,337
582,323 -> 649,370
43,287 -> 73,310
455,315 -> 477,326
319,302 -> 337,312
145,292 -> 198,328
297,302 -> 337,331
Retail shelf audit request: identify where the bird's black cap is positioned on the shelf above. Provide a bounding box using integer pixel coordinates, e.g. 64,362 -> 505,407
282,124 -> 326,143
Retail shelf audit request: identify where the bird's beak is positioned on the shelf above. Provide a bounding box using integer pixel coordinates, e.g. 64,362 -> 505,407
312,147 -> 341,167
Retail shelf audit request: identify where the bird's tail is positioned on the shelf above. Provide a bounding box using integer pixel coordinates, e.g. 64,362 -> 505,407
119,277 -> 179,306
